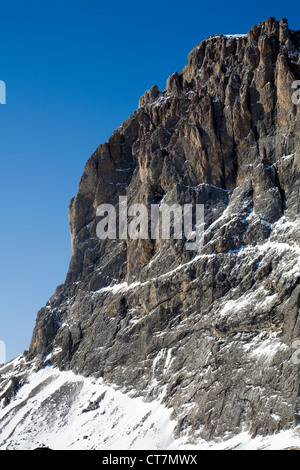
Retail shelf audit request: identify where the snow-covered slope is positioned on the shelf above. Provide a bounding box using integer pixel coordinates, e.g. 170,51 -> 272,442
0,357 -> 177,450
1,356 -> 300,450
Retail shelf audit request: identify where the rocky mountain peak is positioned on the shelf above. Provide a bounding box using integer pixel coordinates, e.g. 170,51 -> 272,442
1,18 -> 300,448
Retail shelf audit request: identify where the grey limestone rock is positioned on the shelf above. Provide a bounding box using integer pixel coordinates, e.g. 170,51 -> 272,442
2,17 -> 300,444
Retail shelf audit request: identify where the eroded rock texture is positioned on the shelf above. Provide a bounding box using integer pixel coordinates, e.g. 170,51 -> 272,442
3,18 -> 300,442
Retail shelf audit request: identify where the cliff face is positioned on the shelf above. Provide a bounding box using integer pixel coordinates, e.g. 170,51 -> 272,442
2,18 -> 300,444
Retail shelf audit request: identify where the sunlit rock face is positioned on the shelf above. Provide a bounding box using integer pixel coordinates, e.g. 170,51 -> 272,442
1,18 -> 300,447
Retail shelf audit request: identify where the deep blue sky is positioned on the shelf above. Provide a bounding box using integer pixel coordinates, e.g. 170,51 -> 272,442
1,0 -> 299,362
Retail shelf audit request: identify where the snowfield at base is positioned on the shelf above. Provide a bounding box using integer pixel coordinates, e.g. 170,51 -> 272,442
0,362 -> 176,450
1,360 -> 300,450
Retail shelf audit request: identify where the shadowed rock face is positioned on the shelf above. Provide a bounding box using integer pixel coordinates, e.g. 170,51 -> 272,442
10,18 -> 300,441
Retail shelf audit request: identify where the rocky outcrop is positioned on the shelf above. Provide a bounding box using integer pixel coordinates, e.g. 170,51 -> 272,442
1,18 -> 300,445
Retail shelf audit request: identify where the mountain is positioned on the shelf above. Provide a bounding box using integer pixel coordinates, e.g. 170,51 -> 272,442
1,17 -> 300,450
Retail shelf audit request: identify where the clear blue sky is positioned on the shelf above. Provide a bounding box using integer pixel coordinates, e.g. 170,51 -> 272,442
0,0 -> 299,362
